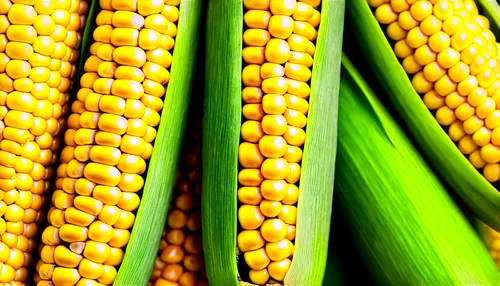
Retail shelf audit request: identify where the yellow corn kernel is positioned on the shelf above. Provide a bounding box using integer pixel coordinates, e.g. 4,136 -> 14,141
268,258 -> 292,281
238,230 -> 265,252
113,46 -> 147,67
83,241 -> 110,264
244,248 -> 271,270
238,187 -> 263,205
238,205 -> 265,230
238,142 -> 264,168
265,39 -> 290,64
260,218 -> 287,242
244,10 -> 271,29
249,269 -> 270,285
265,238 -> 294,261
259,200 -> 282,217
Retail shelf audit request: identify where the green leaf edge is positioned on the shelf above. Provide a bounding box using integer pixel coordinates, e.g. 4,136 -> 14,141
285,0 -> 345,284
336,54 -> 500,285
201,0 -> 242,284
202,0 -> 344,284
114,0 -> 203,284
345,0 -> 500,231
75,0 -> 98,92
476,0 -> 500,37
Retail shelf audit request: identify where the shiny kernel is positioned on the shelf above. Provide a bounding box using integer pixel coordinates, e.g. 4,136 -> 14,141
448,62 -> 470,83
414,45 -> 436,66
238,230 -> 265,252
269,0 -> 296,16
260,200 -> 282,217
469,149 -> 486,169
481,144 -> 500,164
423,62 -> 446,82
244,248 -> 270,271
268,15 -> 294,39
238,187 -> 263,205
375,4 -> 398,25
463,116 -> 484,135
472,127 -> 491,147
445,92 -> 465,109
428,31 -> 451,53
244,10 -> 271,29
397,11 -> 417,31
238,169 -> 264,187
394,39 -> 414,59
261,114 -> 287,135
476,98 -> 496,119
402,55 -> 422,74
239,142 -> 264,169
442,15 -> 464,36
420,15 -> 442,36
243,47 -> 265,65
241,120 -> 264,143
265,39 -> 290,64
435,105 -> 456,126
260,218 -> 287,242
268,258 -> 292,281
409,0 -> 433,21
238,205 -> 264,230
265,238 -> 294,261
486,111 -> 500,130
437,47 -> 461,69
411,71 -> 433,93
293,21 -> 316,41
467,87 -> 487,107
450,29 -> 473,52
435,75 -> 456,96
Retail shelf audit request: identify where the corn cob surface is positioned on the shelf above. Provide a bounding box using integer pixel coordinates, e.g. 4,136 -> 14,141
34,0 -> 181,284
0,0 -> 89,283
148,120 -> 207,286
369,0 -> 500,186
237,0 -> 321,284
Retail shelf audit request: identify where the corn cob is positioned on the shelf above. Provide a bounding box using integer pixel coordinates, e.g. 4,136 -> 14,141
370,0 -> 500,183
33,0 -> 201,284
345,0 -> 500,230
237,0 -> 322,283
203,0 -> 344,285
148,119 -> 207,286
0,0 -> 89,283
335,55 -> 500,284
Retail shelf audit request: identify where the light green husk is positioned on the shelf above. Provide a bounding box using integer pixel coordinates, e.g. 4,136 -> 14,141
114,0 -> 202,284
75,0 -> 97,92
335,55 -> 500,285
202,0 -> 344,285
345,0 -> 500,231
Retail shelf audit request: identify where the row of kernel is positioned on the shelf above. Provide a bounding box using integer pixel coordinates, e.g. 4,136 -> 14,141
372,0 -> 500,184
34,1 -> 180,285
237,0 -> 320,285
0,0 -> 88,283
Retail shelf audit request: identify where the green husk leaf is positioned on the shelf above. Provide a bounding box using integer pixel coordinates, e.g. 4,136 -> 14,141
476,0 -> 500,37
202,0 -> 241,284
114,0 -> 202,284
75,0 -> 97,92
202,0 -> 343,284
285,0 -> 344,284
475,218 -> 494,249
336,55 -> 500,285
345,0 -> 500,231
